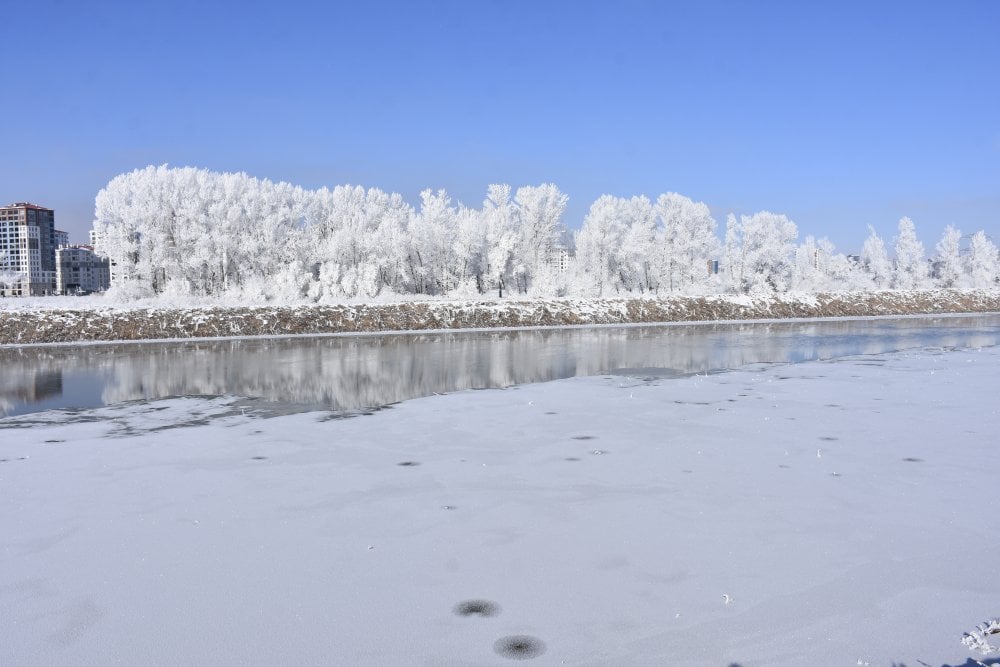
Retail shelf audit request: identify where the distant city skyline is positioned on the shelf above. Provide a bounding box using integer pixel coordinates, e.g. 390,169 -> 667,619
3,0 -> 998,251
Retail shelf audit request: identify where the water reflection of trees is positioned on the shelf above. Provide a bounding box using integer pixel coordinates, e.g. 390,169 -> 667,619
2,316 -> 999,414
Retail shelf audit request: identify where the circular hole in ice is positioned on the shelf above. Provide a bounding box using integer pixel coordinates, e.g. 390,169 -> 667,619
494,635 -> 546,660
453,599 -> 500,617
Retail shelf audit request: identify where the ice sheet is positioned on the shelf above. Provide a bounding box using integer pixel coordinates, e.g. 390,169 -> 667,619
2,346 -> 999,665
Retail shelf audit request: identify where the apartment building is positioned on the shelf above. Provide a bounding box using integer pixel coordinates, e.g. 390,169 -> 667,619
0,202 -> 59,296
546,245 -> 571,274
56,245 -> 111,295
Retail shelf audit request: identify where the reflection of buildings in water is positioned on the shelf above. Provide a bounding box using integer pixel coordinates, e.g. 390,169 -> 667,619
0,369 -> 63,406
32,371 -> 63,401
2,315 -> 1000,415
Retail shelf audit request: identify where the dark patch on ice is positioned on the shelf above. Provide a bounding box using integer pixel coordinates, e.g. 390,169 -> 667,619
317,412 -> 357,422
46,597 -> 105,647
251,456 -> 268,460
318,405 -> 394,422
819,436 -> 838,441
564,457 -> 581,462
824,404 -> 841,408
252,430 -> 263,434
545,411 -> 557,415
397,461 -> 420,467
453,599 -> 500,617
727,399 -> 737,402
44,439 -> 64,443
571,435 -> 596,440
494,635 -> 545,660
902,457 -> 924,463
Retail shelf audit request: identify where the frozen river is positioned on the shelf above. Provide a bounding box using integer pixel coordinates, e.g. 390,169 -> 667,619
3,314 -> 1000,665
4,313 -> 1000,417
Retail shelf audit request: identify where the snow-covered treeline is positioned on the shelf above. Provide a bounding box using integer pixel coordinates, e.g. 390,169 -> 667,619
91,166 -> 1000,301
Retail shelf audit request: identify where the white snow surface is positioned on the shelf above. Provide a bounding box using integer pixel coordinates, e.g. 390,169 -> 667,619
2,346 -> 999,666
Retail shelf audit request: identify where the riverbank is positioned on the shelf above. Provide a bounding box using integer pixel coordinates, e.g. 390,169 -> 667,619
2,289 -> 1000,345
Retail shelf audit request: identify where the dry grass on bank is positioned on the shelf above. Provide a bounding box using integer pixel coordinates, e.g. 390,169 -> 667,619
2,289 -> 999,345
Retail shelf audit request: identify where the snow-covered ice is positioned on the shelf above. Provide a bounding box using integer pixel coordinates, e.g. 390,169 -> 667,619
2,345 -> 999,665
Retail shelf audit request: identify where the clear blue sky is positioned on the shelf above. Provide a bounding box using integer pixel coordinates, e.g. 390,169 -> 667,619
3,0 -> 998,252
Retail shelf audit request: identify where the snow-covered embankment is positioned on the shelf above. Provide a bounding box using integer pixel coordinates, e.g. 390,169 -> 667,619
2,289 -> 1000,345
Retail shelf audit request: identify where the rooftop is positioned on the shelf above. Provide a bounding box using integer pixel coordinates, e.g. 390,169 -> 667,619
3,202 -> 53,211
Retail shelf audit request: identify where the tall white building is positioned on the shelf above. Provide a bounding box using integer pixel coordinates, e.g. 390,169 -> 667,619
0,202 -> 58,296
546,245 -> 571,274
89,227 -> 132,287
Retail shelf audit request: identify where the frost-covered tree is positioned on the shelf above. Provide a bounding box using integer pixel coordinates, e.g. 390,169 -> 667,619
573,194 -> 660,296
575,195 -> 627,296
798,237 -> 869,292
967,231 -> 999,288
481,184 -> 518,297
619,196 -> 658,293
307,185 -> 412,298
727,211 -> 798,293
791,236 -> 849,292
91,164 -> 993,303
407,189 -> 460,295
824,248 -> 869,292
0,249 -> 23,290
513,184 -> 568,294
791,236 -> 821,291
653,193 -> 719,294
94,166 -> 314,298
860,226 -> 892,290
722,213 -> 742,294
892,216 -> 928,290
450,205 -> 489,295
933,225 -> 963,288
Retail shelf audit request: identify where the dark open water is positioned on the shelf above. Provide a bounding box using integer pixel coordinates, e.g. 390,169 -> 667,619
3,314 -> 1000,417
